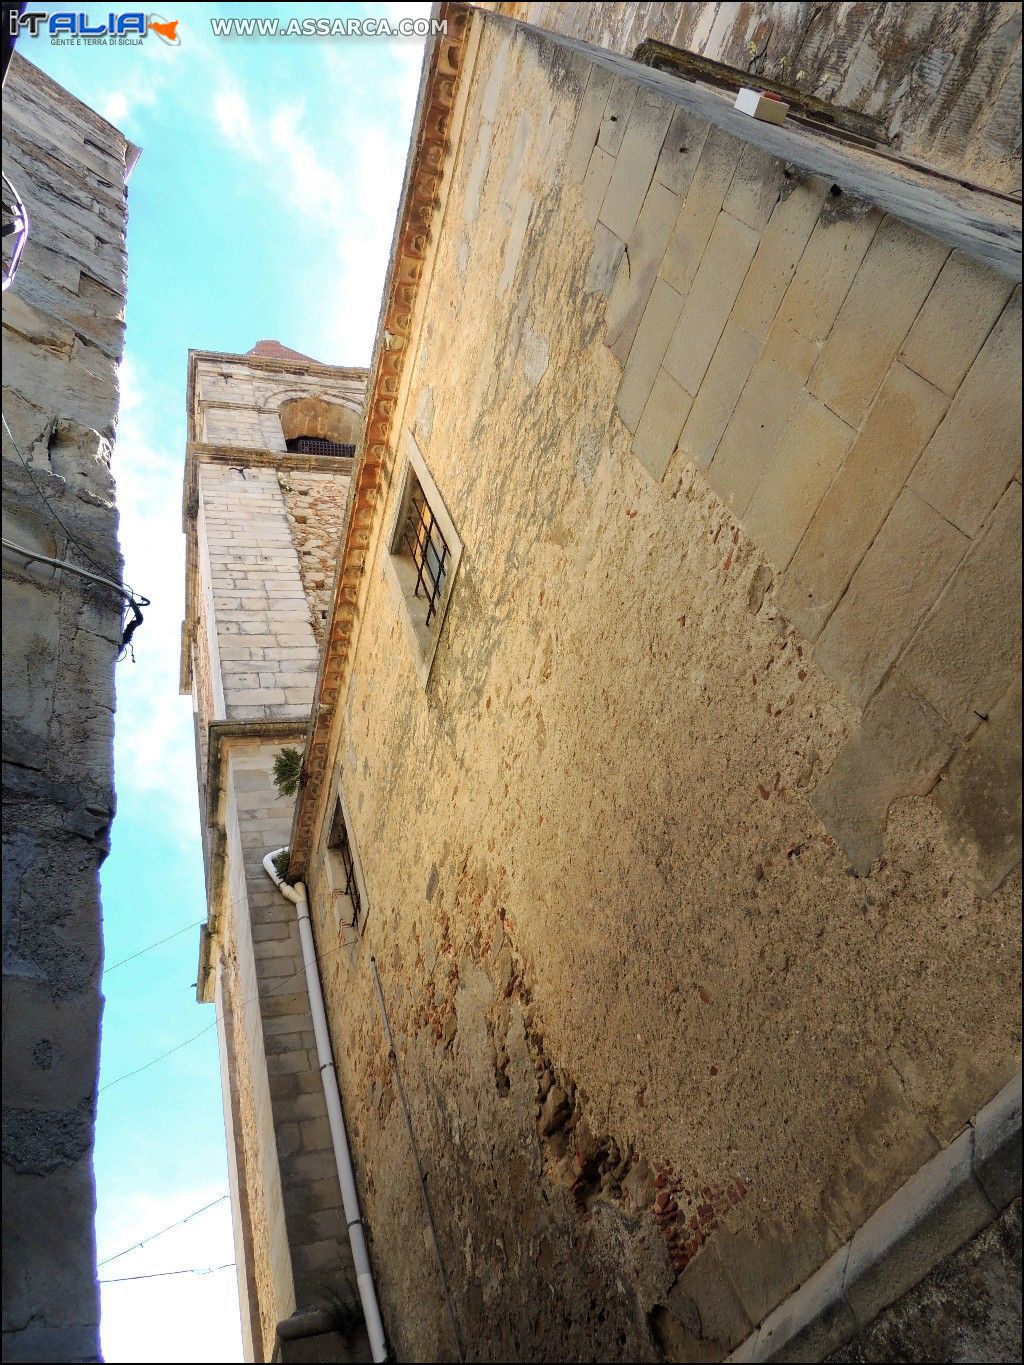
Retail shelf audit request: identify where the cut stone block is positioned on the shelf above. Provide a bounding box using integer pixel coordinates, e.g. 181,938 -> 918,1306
973,1074 -> 1023,1209
662,211 -> 760,396
596,75 -> 636,156
843,1128 -> 995,1329
585,223 -> 625,295
814,489 -> 968,706
810,216 -> 949,425
908,287 -> 1022,536
565,65 -> 616,184
752,1245 -> 856,1362
934,678 -> 1022,895
678,321 -> 760,471
660,125 -> 742,300
615,279 -> 685,435
654,105 -> 711,196
714,1209 -> 839,1329
599,89 -> 673,241
659,1240 -> 753,1361
779,363 -> 948,641
778,197 -> 881,343
723,141 -> 786,231
581,145 -> 614,228
899,251 -> 1015,396
898,481 -> 1022,737
604,179 -> 680,362
632,369 -> 693,482
707,320 -> 817,516
731,175 -> 827,342
810,678 -> 955,874
743,394 -> 854,571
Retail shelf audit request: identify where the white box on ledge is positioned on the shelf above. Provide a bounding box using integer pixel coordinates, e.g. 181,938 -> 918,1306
735,87 -> 790,124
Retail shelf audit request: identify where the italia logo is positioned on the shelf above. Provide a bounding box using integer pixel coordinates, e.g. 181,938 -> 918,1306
9,12 -> 181,44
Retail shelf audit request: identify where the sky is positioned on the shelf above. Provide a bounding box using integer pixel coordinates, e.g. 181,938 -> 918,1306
21,6 -> 429,1360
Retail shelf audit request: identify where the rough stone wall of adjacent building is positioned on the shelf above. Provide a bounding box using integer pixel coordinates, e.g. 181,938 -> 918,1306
506,1 -> 1023,195
185,354 -> 366,1360
300,18 -> 1020,1363
1,55 -> 133,1365
278,470 -> 353,649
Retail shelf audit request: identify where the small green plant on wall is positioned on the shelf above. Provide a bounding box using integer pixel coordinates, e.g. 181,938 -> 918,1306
272,746 -> 303,798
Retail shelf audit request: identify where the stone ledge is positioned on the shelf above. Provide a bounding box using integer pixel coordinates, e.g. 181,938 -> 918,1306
728,1073 -> 1022,1362
974,1072 -> 1023,1209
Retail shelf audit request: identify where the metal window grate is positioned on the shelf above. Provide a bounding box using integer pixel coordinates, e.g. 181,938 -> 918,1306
401,478 -> 450,627
285,436 -> 356,458
329,804 -> 361,924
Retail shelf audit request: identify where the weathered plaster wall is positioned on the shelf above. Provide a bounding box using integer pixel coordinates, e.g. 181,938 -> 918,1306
508,0 -> 1023,194
303,16 -> 1021,1363
2,55 -> 132,1365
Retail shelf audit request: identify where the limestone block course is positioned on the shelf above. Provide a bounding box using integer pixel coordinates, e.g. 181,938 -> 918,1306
598,87 -> 673,240
662,211 -> 760,397
899,251 -> 1016,396
907,287 -> 1022,536
813,490 -> 969,707
897,482 -> 1022,738
779,363 -> 949,642
808,217 -> 949,426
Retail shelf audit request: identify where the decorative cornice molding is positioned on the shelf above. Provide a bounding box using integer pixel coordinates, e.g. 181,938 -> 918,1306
287,1 -> 476,877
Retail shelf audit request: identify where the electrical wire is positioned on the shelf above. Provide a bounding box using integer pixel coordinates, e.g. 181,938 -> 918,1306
98,927 -> 367,1094
105,919 -> 206,974
98,1022 -> 218,1093
99,1262 -> 235,1285
97,1194 -> 230,1266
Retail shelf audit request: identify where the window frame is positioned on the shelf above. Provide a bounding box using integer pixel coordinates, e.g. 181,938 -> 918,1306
324,790 -> 369,937
382,432 -> 463,687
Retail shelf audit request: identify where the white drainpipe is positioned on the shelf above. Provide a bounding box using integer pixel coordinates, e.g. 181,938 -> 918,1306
262,848 -> 388,1364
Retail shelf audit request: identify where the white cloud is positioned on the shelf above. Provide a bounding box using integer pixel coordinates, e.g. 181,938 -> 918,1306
212,84 -> 259,155
97,77 -> 159,130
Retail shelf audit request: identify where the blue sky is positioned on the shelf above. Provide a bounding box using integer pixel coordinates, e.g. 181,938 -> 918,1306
24,6 -> 427,1359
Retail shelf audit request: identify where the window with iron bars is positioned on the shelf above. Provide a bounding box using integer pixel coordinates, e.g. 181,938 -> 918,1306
400,475 -> 451,627
285,436 -> 356,458
328,800 -> 361,927
384,435 -> 463,686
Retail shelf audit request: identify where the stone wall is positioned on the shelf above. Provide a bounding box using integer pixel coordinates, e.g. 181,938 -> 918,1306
278,469 -> 354,650
298,15 -> 1021,1362
2,55 -> 134,1365
184,351 -> 367,1359
214,742 -> 358,1362
508,1 -> 1023,195
198,463 -> 322,723
194,357 -> 363,453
